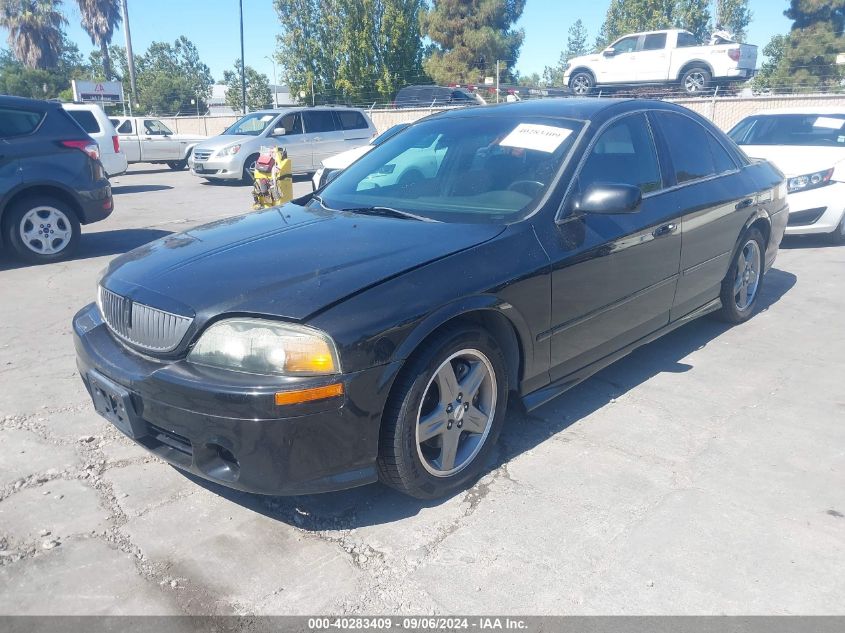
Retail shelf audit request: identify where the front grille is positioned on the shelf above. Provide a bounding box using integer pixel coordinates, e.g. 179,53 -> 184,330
788,207 -> 826,227
98,286 -> 192,353
192,149 -> 213,161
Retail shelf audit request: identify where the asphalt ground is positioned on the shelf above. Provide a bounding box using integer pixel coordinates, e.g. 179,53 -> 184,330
0,164 -> 843,615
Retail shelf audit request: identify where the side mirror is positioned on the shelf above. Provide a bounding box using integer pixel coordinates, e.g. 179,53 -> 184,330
602,47 -> 616,57
272,127 -> 286,136
573,183 -> 642,214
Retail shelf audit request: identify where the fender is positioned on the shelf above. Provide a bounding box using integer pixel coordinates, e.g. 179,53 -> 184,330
729,207 -> 771,265
677,60 -> 714,80
0,179 -> 80,220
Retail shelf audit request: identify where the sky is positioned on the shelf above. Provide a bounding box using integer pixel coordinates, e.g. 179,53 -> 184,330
6,0 -> 793,86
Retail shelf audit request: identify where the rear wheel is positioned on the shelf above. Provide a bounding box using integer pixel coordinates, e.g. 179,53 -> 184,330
377,324 -> 508,499
715,227 -> 765,323
681,67 -> 711,95
3,196 -> 80,264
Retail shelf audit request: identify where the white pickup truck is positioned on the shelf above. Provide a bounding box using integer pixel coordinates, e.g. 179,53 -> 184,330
563,29 -> 757,95
108,116 -> 206,170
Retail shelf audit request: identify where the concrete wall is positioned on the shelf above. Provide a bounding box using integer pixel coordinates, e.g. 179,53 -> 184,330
158,93 -> 845,138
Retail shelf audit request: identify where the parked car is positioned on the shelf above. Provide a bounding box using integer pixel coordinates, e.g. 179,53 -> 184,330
189,106 -> 377,184
564,29 -> 757,95
74,99 -> 786,500
394,85 -> 486,108
728,107 -> 845,243
312,122 -> 410,189
1,95 -> 113,264
108,116 -> 206,171
62,102 -> 127,177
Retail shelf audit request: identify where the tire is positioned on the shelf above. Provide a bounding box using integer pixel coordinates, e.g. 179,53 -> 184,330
3,196 -> 80,264
569,71 -> 595,96
828,213 -> 845,244
377,323 -> 509,499
681,67 -> 711,95
715,227 -> 766,324
241,153 -> 260,185
167,160 -> 187,170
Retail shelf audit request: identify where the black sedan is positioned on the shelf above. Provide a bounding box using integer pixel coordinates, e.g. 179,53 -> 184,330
73,99 -> 787,499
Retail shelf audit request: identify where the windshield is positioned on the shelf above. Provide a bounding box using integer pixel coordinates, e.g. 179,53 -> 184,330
317,115 -> 582,224
729,114 -> 845,147
371,123 -> 410,146
223,112 -> 279,136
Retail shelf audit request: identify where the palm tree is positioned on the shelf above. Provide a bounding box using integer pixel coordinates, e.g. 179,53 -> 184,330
75,0 -> 121,79
0,0 -> 67,69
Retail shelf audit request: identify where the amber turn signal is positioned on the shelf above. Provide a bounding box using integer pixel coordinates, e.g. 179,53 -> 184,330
274,383 -> 344,406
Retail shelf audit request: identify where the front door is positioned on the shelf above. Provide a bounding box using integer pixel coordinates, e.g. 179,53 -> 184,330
599,35 -> 640,84
269,112 -> 310,170
536,113 -> 682,381
140,119 -> 179,160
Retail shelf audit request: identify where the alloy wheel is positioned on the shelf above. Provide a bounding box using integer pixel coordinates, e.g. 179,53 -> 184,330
733,239 -> 761,310
19,206 -> 74,256
684,72 -> 706,93
571,76 -> 591,95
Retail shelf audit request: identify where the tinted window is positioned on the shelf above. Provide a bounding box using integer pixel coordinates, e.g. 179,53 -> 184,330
303,110 -> 337,133
68,110 -> 100,134
677,32 -> 699,47
612,36 -> 639,53
579,114 -> 662,194
643,33 -> 667,51
656,112 -> 720,183
278,112 -> 303,135
336,110 -> 368,130
707,134 -> 737,173
0,107 -> 42,137
116,120 -> 133,134
728,114 -> 845,147
451,90 -> 473,101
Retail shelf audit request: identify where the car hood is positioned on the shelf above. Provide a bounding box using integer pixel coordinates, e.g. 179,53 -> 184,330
101,202 -> 505,323
740,145 -> 845,177
322,144 -> 374,170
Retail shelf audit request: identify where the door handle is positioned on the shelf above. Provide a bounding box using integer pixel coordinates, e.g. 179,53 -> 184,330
735,198 -> 754,211
652,223 -> 677,238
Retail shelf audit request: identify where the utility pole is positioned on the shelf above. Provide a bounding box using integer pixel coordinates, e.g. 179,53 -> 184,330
121,0 -> 138,110
239,0 -> 247,114
496,60 -> 500,104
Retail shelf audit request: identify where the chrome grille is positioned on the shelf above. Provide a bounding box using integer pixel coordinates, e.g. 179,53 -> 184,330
192,149 -> 213,161
98,286 -> 192,353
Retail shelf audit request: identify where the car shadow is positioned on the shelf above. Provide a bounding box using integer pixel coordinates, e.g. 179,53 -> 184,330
779,234 -> 841,250
200,173 -> 314,187
178,268 -> 797,530
111,184 -> 174,194
119,167 -> 176,176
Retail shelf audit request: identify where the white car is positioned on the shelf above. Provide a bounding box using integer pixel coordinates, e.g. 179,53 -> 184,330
62,102 -> 128,177
108,116 -> 206,170
729,107 -> 845,243
563,29 -> 757,95
312,123 -> 410,189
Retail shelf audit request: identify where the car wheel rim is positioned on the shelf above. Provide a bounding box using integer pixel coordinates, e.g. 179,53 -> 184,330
246,160 -> 257,180
416,349 -> 497,478
19,206 -> 73,256
685,72 -> 705,92
572,76 -> 590,94
733,239 -> 761,310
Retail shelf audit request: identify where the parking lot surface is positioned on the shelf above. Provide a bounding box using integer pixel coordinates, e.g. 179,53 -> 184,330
0,165 -> 843,615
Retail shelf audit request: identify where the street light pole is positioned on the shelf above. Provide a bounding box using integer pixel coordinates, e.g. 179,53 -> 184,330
496,59 -> 500,104
238,0 -> 247,114
264,55 -> 277,107
121,0 -> 138,111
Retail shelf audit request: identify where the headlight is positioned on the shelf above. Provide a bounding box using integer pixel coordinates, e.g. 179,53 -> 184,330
187,318 -> 340,376
216,144 -> 241,157
787,168 -> 833,193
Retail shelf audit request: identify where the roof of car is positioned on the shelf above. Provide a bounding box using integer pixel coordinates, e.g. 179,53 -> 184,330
434,98 -> 687,122
0,94 -> 58,111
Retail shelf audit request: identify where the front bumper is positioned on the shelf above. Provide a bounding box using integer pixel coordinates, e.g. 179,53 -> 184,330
188,152 -> 243,180
76,178 -> 113,224
784,182 -> 845,235
73,303 -> 399,495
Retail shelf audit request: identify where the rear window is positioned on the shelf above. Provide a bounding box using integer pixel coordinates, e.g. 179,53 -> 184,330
0,107 -> 43,137
335,110 -> 369,130
677,32 -> 699,47
643,34 -> 667,51
68,110 -> 101,134
728,114 -> 845,147
116,120 -> 133,134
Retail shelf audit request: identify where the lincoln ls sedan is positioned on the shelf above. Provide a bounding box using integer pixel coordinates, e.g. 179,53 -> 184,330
73,99 -> 788,499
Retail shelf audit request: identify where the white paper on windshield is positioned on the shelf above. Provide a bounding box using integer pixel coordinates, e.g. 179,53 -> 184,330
499,124 -> 572,153
812,116 -> 845,129
260,114 -> 275,122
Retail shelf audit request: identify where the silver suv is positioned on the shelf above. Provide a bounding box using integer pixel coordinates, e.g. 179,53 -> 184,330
189,106 -> 377,183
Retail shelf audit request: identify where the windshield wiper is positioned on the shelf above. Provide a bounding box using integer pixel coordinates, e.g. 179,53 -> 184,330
341,206 -> 436,222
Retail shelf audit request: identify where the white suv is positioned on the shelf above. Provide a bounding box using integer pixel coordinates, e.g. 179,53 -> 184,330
62,103 -> 128,177
189,107 -> 377,183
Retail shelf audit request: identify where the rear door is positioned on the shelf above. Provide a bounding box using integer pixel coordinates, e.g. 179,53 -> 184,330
636,33 -> 670,81
334,110 -> 373,147
113,119 -> 140,161
303,110 -> 345,166
541,112 -> 682,381
0,104 -> 38,196
649,110 -> 757,319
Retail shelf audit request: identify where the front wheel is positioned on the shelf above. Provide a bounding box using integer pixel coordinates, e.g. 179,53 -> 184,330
715,227 -> 766,323
3,196 -> 80,264
241,154 -> 260,185
377,324 -> 509,499
828,213 -> 845,244
569,72 -> 595,96
167,160 -> 187,170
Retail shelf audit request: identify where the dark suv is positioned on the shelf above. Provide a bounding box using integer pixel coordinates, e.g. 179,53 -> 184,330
393,85 -> 484,108
1,95 -> 113,264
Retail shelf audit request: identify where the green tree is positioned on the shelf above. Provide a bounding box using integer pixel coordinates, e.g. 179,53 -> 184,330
543,19 -> 590,86
714,0 -> 752,41
134,36 -> 213,113
596,0 -> 712,48
223,60 -> 272,112
422,0 -> 526,86
75,0 -> 122,79
751,33 -> 788,92
0,0 -> 67,69
0,34 -> 85,97
274,0 -> 425,104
